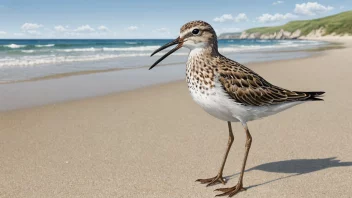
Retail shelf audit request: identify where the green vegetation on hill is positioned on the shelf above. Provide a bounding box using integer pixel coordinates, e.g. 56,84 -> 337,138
245,11 -> 352,36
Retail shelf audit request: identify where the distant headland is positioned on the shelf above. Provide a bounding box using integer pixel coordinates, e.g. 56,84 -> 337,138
218,11 -> 352,40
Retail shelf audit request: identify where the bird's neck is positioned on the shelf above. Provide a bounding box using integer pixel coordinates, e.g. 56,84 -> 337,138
187,46 -> 217,73
188,43 -> 219,59
186,46 -> 216,90
187,38 -> 219,56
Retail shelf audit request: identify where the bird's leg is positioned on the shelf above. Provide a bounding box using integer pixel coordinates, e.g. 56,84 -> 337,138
196,122 -> 234,187
215,123 -> 252,197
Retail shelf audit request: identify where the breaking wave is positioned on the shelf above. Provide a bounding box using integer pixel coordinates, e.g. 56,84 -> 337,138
3,44 -> 27,49
0,39 -> 326,69
35,44 -> 55,47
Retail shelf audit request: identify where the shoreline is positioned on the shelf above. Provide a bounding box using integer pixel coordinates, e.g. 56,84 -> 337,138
1,38 -> 352,198
0,54 -> 318,112
0,61 -> 184,85
0,40 -> 341,112
0,39 -> 332,85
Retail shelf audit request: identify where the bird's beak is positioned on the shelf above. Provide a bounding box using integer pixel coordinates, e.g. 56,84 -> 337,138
149,37 -> 183,70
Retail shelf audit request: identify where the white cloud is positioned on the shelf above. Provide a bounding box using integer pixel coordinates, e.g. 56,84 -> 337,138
54,25 -> 102,36
21,23 -> 43,31
74,25 -> 95,32
340,6 -> 345,10
20,23 -> 43,36
213,14 -> 233,22
257,13 -> 297,23
127,26 -> 138,31
0,31 -> 6,35
54,25 -> 68,32
214,13 -> 248,23
98,25 -> 109,31
294,2 -> 334,16
273,1 -> 284,5
234,13 -> 248,22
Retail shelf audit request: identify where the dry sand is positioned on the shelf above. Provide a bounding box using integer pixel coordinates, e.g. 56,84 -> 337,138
1,40 -> 352,198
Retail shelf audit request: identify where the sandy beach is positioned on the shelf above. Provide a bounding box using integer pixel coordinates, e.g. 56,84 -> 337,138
1,39 -> 352,198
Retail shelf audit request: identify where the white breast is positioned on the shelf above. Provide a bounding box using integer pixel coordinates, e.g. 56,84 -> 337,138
186,49 -> 303,123
188,77 -> 303,123
188,82 -> 241,122
186,50 -> 241,122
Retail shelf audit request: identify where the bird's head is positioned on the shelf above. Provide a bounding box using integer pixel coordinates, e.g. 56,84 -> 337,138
149,20 -> 218,70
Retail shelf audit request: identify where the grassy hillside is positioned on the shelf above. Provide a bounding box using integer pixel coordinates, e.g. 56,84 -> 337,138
246,11 -> 352,36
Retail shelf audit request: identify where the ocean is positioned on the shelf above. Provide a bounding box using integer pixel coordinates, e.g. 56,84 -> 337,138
0,39 -> 327,83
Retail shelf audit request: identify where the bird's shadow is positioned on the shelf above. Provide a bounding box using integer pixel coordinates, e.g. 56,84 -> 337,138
224,157 -> 352,189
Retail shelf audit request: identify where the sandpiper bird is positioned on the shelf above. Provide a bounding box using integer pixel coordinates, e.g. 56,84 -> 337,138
149,21 -> 324,197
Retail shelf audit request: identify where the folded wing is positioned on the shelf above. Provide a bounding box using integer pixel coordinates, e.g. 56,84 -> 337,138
217,56 -> 324,106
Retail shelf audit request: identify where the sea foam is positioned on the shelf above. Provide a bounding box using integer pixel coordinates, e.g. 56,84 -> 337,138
102,46 -> 160,51
4,44 -> 27,49
35,44 -> 55,47
21,50 -> 35,53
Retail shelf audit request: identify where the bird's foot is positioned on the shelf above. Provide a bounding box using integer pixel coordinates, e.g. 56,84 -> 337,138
196,174 -> 226,187
215,182 -> 246,197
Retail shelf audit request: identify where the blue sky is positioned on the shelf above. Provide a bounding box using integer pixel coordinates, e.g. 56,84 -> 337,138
0,0 -> 350,38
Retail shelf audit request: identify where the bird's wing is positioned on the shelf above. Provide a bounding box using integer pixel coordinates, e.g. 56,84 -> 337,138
216,56 -> 312,106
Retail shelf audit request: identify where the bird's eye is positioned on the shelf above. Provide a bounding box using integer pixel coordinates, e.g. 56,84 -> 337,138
192,29 -> 200,35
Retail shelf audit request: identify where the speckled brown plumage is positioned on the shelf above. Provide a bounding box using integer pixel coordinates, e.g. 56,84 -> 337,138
187,51 -> 323,107
215,55 -> 322,106
180,20 -> 212,32
186,51 -> 216,98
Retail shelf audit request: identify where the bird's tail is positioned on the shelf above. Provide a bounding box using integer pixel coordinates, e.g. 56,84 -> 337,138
296,91 -> 325,101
